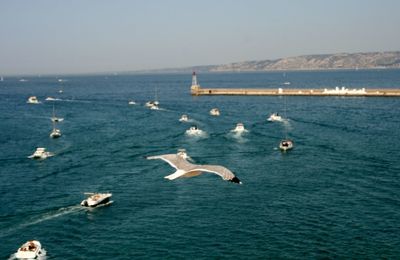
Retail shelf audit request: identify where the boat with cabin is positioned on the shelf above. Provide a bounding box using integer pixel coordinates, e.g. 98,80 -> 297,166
267,113 -> 283,122
279,139 -> 294,151
81,193 -> 113,207
209,108 -> 220,116
231,123 -> 247,133
185,125 -> 204,136
28,148 -> 54,159
145,101 -> 159,110
27,96 -> 40,104
146,87 -> 160,110
279,96 -> 294,151
179,114 -> 189,122
50,124 -> 62,138
15,240 -> 46,259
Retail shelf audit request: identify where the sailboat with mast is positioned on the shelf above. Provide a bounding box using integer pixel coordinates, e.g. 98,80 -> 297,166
50,104 -> 62,138
279,96 -> 293,151
145,87 -> 160,110
51,104 -> 64,122
50,120 -> 62,138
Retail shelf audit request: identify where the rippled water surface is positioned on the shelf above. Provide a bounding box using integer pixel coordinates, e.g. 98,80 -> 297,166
1,70 -> 400,259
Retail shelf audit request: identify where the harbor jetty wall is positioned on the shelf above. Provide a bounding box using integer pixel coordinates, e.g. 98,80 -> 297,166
190,86 -> 400,97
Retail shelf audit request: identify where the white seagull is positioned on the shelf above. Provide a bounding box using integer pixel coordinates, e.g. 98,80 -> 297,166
147,150 -> 242,184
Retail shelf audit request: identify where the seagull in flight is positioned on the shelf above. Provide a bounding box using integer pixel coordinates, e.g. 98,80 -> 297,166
147,150 -> 242,184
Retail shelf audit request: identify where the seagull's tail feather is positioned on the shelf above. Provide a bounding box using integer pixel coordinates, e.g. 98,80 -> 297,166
229,177 -> 242,184
164,170 -> 186,180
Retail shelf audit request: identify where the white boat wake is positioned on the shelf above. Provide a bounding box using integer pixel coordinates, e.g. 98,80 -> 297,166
22,205 -> 83,227
227,132 -> 249,143
282,118 -> 293,131
1,205 -> 83,239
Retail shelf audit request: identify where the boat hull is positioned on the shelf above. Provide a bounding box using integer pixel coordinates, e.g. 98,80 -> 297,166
81,193 -> 112,207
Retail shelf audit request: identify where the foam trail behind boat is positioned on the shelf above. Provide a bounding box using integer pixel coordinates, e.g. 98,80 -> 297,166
0,205 -> 83,239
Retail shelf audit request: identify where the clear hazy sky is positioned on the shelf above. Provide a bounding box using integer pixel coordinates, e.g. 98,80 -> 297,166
1,0 -> 399,75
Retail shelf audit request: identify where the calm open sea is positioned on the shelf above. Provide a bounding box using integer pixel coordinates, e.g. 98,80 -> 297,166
1,70 -> 400,259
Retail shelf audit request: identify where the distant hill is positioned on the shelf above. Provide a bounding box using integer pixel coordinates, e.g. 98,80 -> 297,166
137,51 -> 400,73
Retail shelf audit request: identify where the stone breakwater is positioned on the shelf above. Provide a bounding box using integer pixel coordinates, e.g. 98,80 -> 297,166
190,86 -> 400,97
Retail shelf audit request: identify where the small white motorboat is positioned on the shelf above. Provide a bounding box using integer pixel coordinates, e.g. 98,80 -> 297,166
149,104 -> 159,110
176,148 -> 192,160
128,100 -> 136,105
145,101 -> 159,110
267,113 -> 283,122
185,125 -> 204,136
81,193 -> 113,207
50,128 -> 62,138
27,96 -> 40,104
15,240 -> 46,259
209,108 -> 220,116
231,123 -> 247,133
28,148 -> 54,159
179,114 -> 189,122
279,139 -> 294,151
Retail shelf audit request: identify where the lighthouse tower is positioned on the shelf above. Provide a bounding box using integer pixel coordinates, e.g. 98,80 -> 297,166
190,71 -> 200,94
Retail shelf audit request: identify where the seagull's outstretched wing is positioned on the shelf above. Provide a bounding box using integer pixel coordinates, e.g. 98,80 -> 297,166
189,165 -> 242,184
147,154 -> 181,170
147,154 -> 194,170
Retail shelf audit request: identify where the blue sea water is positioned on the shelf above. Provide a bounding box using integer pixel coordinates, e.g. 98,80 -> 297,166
0,70 -> 400,259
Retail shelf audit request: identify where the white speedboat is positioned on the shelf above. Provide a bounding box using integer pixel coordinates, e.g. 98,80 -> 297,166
28,148 -> 54,159
209,108 -> 220,116
149,103 -> 159,110
27,96 -> 40,104
185,125 -> 204,136
267,113 -> 283,122
279,139 -> 294,151
177,148 -> 190,160
145,101 -> 159,110
50,128 -> 62,138
81,193 -> 113,207
15,240 -> 46,259
128,100 -> 136,105
179,114 -> 189,122
231,123 -> 247,133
